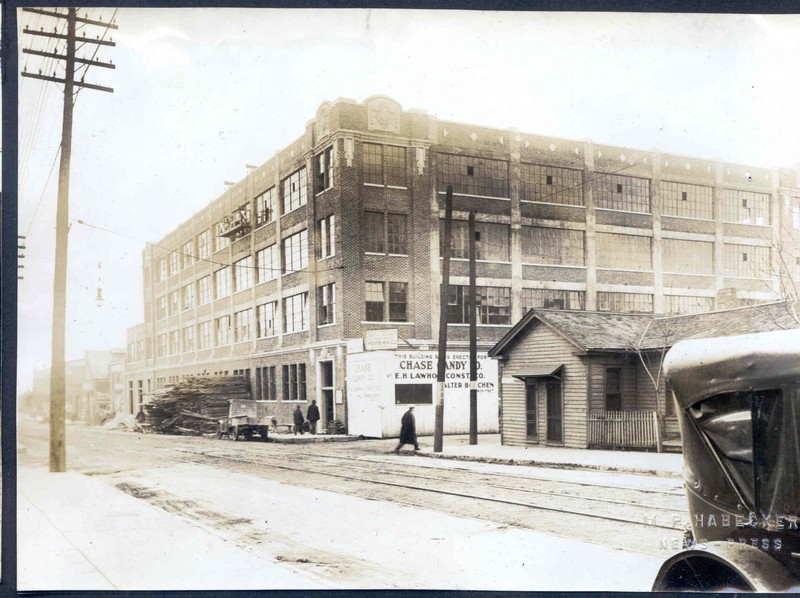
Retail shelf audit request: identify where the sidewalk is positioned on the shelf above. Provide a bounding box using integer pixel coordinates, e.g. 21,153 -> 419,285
412,434 -> 684,478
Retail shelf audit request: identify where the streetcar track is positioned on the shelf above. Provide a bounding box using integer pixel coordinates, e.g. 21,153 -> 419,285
128,445 -> 683,532
247,449 -> 687,511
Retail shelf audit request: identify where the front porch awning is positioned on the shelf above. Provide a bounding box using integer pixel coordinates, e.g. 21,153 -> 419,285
512,365 -> 563,381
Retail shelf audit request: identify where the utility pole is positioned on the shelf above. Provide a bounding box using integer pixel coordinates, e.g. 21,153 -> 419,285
17,236 -> 26,280
468,211 -> 477,445
21,8 -> 116,472
434,185 -> 454,453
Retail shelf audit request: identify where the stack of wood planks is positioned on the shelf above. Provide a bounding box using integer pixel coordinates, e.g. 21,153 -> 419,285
142,376 -> 250,436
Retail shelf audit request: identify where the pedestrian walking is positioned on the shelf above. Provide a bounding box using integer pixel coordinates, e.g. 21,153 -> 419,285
293,405 -> 305,435
395,406 -> 420,453
306,400 -> 321,435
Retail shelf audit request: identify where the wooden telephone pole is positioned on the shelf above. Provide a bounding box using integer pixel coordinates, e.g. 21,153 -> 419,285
434,185 -> 454,453
21,8 -> 116,472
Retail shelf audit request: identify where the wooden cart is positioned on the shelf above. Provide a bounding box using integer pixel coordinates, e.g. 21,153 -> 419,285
218,399 -> 271,441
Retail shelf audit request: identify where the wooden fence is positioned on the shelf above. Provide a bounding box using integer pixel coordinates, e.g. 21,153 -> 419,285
588,409 -> 661,450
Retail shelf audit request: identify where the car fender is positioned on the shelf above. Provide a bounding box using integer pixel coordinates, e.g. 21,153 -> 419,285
653,541 -> 799,592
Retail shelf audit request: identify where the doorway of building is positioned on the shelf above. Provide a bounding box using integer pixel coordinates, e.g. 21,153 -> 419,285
525,381 -> 538,441
319,361 -> 334,427
546,378 -> 563,443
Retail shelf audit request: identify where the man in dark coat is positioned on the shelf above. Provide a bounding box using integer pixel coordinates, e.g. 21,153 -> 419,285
395,406 -> 420,453
293,405 -> 305,435
306,400 -> 321,434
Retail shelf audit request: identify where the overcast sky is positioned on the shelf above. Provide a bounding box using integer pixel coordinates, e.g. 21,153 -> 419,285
16,8 -> 800,391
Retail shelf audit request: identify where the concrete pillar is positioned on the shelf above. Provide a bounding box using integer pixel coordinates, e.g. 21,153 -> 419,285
583,141 -> 597,310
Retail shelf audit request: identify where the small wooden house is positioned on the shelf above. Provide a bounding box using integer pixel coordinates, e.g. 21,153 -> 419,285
488,302 -> 799,450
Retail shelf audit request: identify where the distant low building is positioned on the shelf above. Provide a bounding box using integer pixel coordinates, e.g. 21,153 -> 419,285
488,301 -> 800,451
29,360 -> 85,420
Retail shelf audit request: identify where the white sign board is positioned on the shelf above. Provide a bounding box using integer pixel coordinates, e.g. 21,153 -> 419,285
393,351 -> 497,394
364,329 -> 398,351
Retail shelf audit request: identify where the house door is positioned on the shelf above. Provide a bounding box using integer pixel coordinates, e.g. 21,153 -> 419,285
546,378 -> 563,443
319,361 -> 335,426
525,382 -> 538,441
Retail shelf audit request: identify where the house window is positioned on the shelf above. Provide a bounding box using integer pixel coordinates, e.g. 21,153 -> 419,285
597,292 -> 653,314
722,189 -> 770,225
520,163 -> 584,206
605,368 -> 622,411
197,275 -> 211,305
437,153 -> 509,198
255,187 -> 276,227
282,167 -> 308,214
168,290 -> 179,317
665,295 -> 715,315
362,143 -> 406,187
318,283 -> 336,325
213,220 -> 231,252
663,239 -> 714,274
283,292 -> 308,333
365,281 -> 407,322
182,326 -> 195,353
214,266 -> 231,299
256,301 -> 278,338
256,366 -> 277,401
215,315 -> 231,346
157,334 -> 167,358
182,282 -> 195,311
521,226 -> 584,266
181,240 -> 195,269
662,181 -> 713,220
447,285 -> 511,325
282,363 -> 307,402
233,256 -> 253,293
158,258 -> 167,281
387,214 -> 408,255
256,244 -> 279,284
234,308 -> 253,342
157,295 -> 167,320
723,243 -> 770,278
442,220 -> 510,261
198,321 -> 212,349
318,214 -> 335,259
365,282 -> 385,321
282,229 -> 308,273
315,146 -> 334,192
169,330 -> 180,355
521,288 -> 585,312
596,233 -> 652,271
169,252 -> 179,277
366,211 -> 385,253
593,174 -> 651,213
197,230 -> 211,259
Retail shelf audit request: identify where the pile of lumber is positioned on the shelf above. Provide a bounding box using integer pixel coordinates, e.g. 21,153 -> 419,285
142,376 -> 250,436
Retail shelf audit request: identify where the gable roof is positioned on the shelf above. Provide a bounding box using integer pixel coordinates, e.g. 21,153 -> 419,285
489,301 -> 800,357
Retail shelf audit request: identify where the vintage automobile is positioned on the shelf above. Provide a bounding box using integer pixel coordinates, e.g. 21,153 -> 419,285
652,328 -> 800,592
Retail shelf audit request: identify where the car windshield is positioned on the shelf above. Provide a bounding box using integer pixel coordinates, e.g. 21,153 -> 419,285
690,388 -> 800,519
753,387 -> 800,522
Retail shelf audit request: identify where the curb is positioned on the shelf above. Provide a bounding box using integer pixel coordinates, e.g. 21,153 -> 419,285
268,434 -> 362,444
415,451 -> 684,479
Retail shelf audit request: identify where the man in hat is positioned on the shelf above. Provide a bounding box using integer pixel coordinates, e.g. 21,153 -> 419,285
394,406 -> 420,453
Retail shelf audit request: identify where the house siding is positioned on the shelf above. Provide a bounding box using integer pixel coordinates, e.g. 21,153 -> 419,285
499,323 -> 588,448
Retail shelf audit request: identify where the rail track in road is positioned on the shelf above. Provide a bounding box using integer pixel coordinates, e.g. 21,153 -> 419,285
154,442 -> 688,534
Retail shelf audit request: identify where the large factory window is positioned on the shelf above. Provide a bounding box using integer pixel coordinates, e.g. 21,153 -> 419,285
437,153 -> 509,198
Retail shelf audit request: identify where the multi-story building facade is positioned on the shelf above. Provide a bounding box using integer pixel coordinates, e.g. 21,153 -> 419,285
124,95 -> 800,432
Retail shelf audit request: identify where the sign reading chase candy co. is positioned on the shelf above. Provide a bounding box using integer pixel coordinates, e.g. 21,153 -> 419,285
393,351 -> 497,394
